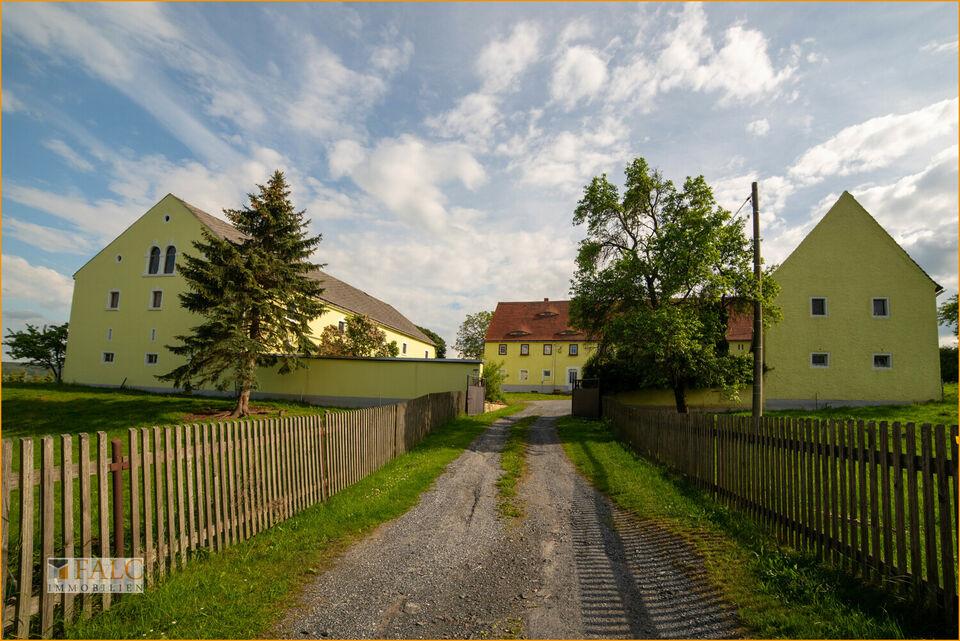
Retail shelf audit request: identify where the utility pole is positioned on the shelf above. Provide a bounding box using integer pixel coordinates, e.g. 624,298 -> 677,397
751,181 -> 763,427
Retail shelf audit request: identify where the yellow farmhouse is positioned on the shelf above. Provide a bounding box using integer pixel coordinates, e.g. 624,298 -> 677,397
62,194 -> 439,395
483,299 -> 598,393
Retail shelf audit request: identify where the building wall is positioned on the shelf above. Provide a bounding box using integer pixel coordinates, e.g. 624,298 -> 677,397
483,340 -> 598,391
764,193 -> 942,405
63,195 -> 436,393
307,306 -> 435,359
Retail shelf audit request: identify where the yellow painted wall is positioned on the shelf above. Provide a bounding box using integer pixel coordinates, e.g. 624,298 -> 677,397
63,195 -> 438,397
764,192 -> 942,404
483,340 -> 598,390
307,306 -> 435,359
254,357 -> 480,407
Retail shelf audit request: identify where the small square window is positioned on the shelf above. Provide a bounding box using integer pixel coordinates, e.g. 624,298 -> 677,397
425,351 -> 429,358
872,298 -> 889,317
568,344 -> 578,356
737,343 -> 744,351
108,291 -> 120,309
498,344 -> 507,355
519,369 -> 529,381
338,320 -> 346,332
102,352 -> 115,363
402,342 -> 407,354
811,297 -> 827,316
543,344 -> 553,355
150,290 -> 163,309
873,353 -> 892,369
520,344 -> 529,356
542,369 -> 552,379
811,352 -> 829,368
145,353 -> 158,365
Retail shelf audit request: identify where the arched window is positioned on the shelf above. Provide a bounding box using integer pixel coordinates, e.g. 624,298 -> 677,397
148,246 -> 161,274
163,245 -> 177,274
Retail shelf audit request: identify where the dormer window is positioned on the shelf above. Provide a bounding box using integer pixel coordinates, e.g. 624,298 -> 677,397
147,246 -> 161,274
163,246 -> 177,274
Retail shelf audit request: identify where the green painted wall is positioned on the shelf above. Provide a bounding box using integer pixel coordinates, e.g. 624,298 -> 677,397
764,192 -> 942,405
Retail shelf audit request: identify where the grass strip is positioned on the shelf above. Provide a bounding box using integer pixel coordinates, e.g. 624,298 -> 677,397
496,415 -> 538,519
66,404 -> 524,639
503,392 -> 571,402
556,415 -> 946,639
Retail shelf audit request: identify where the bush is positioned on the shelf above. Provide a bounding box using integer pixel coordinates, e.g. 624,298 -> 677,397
940,347 -> 958,383
482,360 -> 506,403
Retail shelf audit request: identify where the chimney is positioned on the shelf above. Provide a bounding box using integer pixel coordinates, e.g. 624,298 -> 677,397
543,297 -> 549,301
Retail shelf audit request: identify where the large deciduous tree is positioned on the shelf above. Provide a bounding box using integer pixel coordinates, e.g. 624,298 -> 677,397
4,322 -> 69,383
454,311 -> 492,360
416,325 -> 446,358
571,158 -> 780,413
317,315 -> 400,358
938,294 -> 958,337
160,170 -> 325,417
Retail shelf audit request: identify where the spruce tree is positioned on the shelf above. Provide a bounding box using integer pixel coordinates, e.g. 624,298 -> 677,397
160,170 -> 325,417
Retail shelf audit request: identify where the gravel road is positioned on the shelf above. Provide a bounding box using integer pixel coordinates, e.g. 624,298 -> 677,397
274,401 -> 740,639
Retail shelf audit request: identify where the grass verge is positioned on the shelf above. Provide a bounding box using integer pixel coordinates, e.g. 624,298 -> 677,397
503,392 -> 571,403
556,415 -> 946,639
496,416 -> 538,519
66,403 -> 524,639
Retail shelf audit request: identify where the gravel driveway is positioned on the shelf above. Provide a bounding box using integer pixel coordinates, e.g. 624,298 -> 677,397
274,401 -> 740,639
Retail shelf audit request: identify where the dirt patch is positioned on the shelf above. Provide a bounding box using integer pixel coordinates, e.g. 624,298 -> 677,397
180,406 -> 282,422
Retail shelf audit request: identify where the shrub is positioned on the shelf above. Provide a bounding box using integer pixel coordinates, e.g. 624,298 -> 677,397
940,346 -> 958,383
482,360 -> 506,403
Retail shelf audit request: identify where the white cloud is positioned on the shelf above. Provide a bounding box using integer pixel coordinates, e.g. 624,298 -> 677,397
370,38 -> 414,75
43,139 -> 94,172
559,18 -> 593,45
921,39 -> 958,54
2,89 -> 27,114
425,93 -> 502,150
551,45 -> 608,110
746,118 -> 770,137
5,219 -> 94,254
476,21 -> 541,94
514,116 -> 627,190
789,98 -> 958,184
2,255 -> 74,310
327,135 -> 486,232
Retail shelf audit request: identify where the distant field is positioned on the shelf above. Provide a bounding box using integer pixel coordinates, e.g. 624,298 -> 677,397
738,382 -> 958,426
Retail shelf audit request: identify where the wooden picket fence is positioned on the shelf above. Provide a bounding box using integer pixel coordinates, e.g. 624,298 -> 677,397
0,391 -> 464,638
603,398 -> 959,629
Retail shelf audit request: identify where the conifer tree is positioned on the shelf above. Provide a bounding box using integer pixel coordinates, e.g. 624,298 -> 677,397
160,170 -> 325,417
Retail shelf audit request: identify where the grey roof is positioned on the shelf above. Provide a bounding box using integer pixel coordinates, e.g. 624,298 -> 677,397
177,196 -> 434,345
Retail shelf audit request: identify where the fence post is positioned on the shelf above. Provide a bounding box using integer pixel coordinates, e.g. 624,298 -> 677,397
110,437 -> 129,557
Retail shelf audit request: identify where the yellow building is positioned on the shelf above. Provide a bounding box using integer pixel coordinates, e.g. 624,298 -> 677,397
62,194 -> 437,392
483,299 -> 597,392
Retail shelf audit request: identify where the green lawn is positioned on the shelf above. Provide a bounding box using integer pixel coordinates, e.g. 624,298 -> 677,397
503,392 -> 571,402
735,383 -> 958,425
496,416 -> 537,519
557,415 -> 947,639
66,403 -> 524,639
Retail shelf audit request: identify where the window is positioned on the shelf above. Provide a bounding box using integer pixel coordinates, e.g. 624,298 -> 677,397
116,255 -> 122,263
498,344 -> 507,355
102,352 -> 115,364
568,369 -> 578,384
811,297 -> 827,316
150,290 -> 163,309
542,369 -> 552,379
163,214 -> 171,223
163,245 -> 177,274
872,298 -> 889,318
737,343 -> 744,351
543,344 -> 553,355
106,328 -> 113,341
425,351 -> 429,358
338,320 -> 346,332
811,352 -> 829,368
145,353 -> 159,365
519,369 -> 529,381
568,344 -> 579,356
520,344 -> 529,356
873,353 -> 892,369
107,290 -> 120,309
402,342 -> 408,354
148,246 -> 161,274
150,328 -> 157,342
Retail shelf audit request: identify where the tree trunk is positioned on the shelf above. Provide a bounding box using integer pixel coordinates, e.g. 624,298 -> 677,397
232,387 -> 251,418
673,383 -> 688,414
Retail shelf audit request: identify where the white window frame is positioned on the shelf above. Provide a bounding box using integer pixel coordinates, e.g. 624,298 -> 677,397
873,353 -> 893,370
145,353 -> 159,366
568,344 -> 579,356
519,369 -> 529,381
872,297 -> 890,318
102,352 -> 116,364
567,368 -> 579,385
338,320 -> 346,332
810,352 -> 830,368
162,245 -> 177,275
810,297 -> 828,317
149,289 -> 163,310
542,369 -> 552,379
520,344 -> 529,356
498,344 -> 507,355
107,290 -> 121,310
543,344 -> 553,355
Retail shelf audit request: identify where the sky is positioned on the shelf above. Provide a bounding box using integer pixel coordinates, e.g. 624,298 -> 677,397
3,2 -> 958,354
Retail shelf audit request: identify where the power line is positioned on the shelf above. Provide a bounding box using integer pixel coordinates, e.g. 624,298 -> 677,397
733,194 -> 752,218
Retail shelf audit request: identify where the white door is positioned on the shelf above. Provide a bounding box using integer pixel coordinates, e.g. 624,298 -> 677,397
566,368 -> 579,389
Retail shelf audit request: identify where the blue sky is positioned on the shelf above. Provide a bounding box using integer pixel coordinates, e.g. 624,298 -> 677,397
3,2 -> 958,350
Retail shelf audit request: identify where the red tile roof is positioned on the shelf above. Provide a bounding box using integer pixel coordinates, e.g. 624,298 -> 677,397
486,298 -> 754,343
